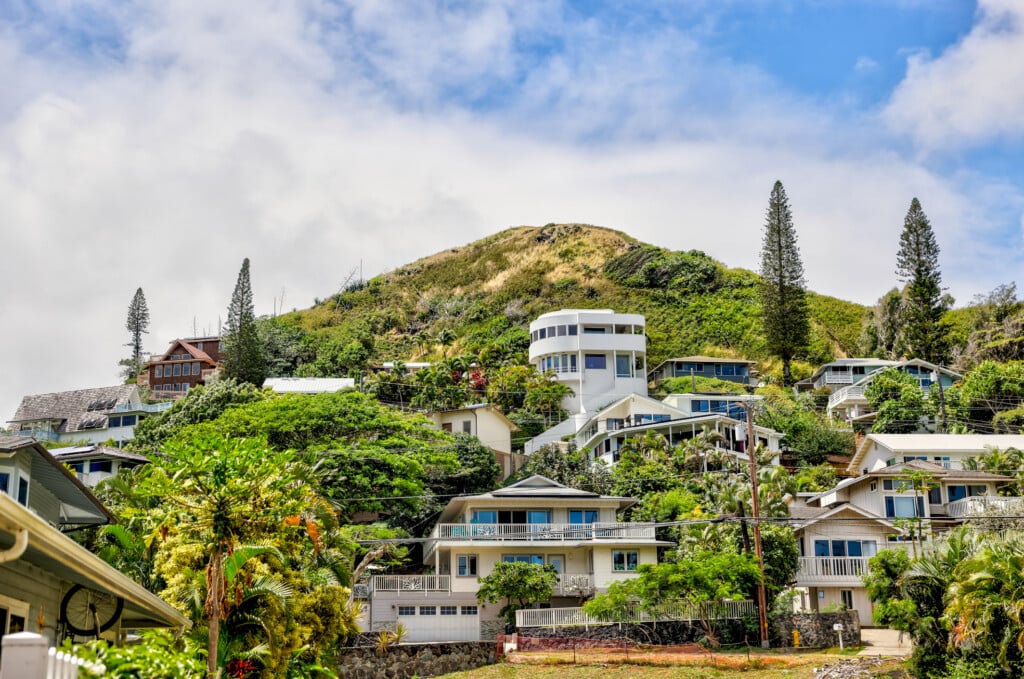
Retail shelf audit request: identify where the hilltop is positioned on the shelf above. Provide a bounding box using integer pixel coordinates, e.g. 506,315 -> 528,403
277,224 -> 867,378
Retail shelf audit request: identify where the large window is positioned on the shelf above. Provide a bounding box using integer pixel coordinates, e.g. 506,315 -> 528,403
612,550 -> 639,571
947,485 -> 989,502
585,354 -> 607,370
503,554 -> 544,565
569,510 -> 599,524
89,460 -> 113,473
172,363 -> 181,376
813,540 -> 877,557
0,472 -> 8,494
884,496 -> 924,518
457,555 -> 478,577
615,354 -> 632,378
155,365 -> 163,378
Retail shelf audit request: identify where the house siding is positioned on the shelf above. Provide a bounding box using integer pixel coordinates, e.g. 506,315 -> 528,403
0,559 -> 64,644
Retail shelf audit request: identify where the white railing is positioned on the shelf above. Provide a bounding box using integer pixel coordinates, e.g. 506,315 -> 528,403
435,523 -> 656,541
947,496 -> 1024,518
515,599 -> 755,629
371,574 -> 451,593
555,574 -> 593,595
828,385 -> 866,409
797,557 -> 869,580
0,632 -> 104,679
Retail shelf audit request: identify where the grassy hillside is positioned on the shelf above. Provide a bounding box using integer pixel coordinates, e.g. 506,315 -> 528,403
277,224 -> 867,378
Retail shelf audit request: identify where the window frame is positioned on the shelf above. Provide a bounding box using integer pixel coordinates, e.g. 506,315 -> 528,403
612,550 -> 639,572
457,554 -> 478,577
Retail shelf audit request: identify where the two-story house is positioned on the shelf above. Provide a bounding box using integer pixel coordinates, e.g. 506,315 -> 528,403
8,385 -> 170,447
139,336 -> 222,399
790,459 -> 1017,625
647,356 -> 758,388
826,359 -> 960,426
363,475 -> 667,642
806,359 -> 901,391
0,435 -> 186,644
662,392 -> 762,421
848,433 -> 1024,475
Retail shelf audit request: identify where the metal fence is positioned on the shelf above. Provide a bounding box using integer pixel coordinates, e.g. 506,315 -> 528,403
516,599 -> 755,629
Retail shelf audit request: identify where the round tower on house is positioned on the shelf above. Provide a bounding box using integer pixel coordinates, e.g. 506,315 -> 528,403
528,309 -> 647,414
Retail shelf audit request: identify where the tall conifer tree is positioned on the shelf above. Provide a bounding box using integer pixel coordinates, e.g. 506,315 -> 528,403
896,198 -> 950,363
120,287 -> 151,380
759,180 -> 810,386
222,258 -> 266,386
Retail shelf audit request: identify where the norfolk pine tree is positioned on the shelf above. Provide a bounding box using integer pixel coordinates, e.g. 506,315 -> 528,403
759,181 -> 810,386
121,287 -> 150,380
896,198 -> 951,364
222,258 -> 267,386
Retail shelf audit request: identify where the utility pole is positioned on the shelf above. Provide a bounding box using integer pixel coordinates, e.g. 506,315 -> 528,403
744,405 -> 771,649
690,367 -> 697,393
932,370 -> 947,433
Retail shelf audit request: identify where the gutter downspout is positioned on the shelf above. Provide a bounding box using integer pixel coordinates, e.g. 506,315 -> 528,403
0,528 -> 29,563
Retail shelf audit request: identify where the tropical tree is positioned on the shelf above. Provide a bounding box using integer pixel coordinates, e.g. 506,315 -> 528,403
137,434 -> 316,678
865,368 -> 928,433
758,180 -> 810,385
222,258 -> 267,386
476,561 -> 558,624
896,198 -> 951,363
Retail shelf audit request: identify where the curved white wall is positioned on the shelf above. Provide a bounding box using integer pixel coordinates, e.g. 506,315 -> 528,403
529,309 -> 647,413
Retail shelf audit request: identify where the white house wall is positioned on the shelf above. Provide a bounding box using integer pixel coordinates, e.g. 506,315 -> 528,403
0,559 -> 64,644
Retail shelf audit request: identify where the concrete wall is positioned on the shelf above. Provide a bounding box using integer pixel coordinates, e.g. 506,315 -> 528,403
336,641 -> 496,679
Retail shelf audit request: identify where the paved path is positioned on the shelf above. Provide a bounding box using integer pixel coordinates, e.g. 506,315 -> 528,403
858,628 -> 912,656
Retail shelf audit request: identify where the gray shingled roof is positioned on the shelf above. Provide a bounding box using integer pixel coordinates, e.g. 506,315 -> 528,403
8,385 -> 137,434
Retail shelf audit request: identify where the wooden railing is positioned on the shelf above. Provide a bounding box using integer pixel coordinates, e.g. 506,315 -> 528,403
371,574 -> 451,593
515,599 -> 755,629
435,523 -> 656,541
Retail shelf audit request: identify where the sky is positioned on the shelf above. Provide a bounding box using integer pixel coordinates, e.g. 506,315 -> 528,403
2,0 -> 1024,422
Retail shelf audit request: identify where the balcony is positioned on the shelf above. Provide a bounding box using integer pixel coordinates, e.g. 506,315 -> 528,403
371,574 -> 450,593
796,557 -> 869,586
434,523 -> 656,541
828,384 -> 867,410
947,496 -> 1024,518
555,574 -> 593,596
112,402 -> 174,414
823,372 -> 853,386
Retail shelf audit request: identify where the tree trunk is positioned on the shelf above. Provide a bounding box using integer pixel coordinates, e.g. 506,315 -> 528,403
736,503 -> 752,555
206,546 -> 223,679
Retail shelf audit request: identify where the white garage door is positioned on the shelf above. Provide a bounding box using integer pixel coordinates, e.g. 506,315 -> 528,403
397,604 -> 480,642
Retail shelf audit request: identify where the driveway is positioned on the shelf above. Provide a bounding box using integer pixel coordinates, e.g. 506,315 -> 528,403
858,627 -> 912,656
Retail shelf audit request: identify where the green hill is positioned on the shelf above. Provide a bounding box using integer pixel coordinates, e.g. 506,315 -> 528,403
276,224 -> 867,380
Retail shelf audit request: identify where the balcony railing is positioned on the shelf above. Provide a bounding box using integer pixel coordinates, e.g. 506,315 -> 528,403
828,384 -> 867,409
796,556 -> 870,581
371,574 -> 450,593
112,401 -> 174,414
823,372 -> 853,385
947,496 -> 1024,518
515,599 -> 755,629
435,523 -> 656,541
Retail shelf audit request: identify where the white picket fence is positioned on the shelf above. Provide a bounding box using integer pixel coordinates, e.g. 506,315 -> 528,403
516,599 -> 756,629
0,632 -> 104,679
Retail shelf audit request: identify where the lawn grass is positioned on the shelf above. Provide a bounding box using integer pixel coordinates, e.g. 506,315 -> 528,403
445,649 -> 903,679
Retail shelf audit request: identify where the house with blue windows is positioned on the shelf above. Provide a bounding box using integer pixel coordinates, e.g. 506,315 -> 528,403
50,444 -> 149,488
789,459 -> 1019,626
825,359 -> 961,426
361,475 -> 668,642
662,392 -> 762,421
647,356 -> 758,388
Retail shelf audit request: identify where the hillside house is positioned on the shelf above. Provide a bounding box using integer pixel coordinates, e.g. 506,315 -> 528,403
806,359 -> 901,391
49,445 -> 149,488
8,385 -> 169,447
662,392 -> 762,421
790,460 -> 1018,625
648,356 -> 757,388
263,377 -> 356,393
826,359 -> 960,426
529,309 -> 647,415
425,404 -> 524,479
0,435 -> 186,644
362,475 -> 667,642
848,433 -> 1024,475
139,336 -> 221,399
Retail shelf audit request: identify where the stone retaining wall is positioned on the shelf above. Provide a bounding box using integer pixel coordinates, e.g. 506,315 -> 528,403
770,611 -> 861,649
517,619 -> 749,646
336,641 -> 497,679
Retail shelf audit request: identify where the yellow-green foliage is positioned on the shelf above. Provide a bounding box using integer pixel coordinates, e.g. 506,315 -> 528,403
278,225 -> 868,370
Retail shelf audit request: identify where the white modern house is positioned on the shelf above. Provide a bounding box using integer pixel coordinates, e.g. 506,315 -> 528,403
848,433 -> 1024,476
790,459 -> 1018,625
0,435 -> 187,644
529,309 -> 647,415
361,475 -> 667,642
826,359 -> 960,426
8,385 -> 171,448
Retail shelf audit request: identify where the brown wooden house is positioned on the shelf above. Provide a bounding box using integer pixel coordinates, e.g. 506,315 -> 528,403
138,337 -> 222,399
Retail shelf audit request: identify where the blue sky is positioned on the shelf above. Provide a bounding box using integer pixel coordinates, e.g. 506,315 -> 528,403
1,0 -> 1023,418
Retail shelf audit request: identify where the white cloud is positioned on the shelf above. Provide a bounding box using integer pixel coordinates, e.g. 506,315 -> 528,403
885,0 -> 1024,148
0,0 -> 1020,422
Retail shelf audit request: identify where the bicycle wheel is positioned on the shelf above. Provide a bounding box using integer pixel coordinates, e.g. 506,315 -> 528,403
60,585 -> 124,637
